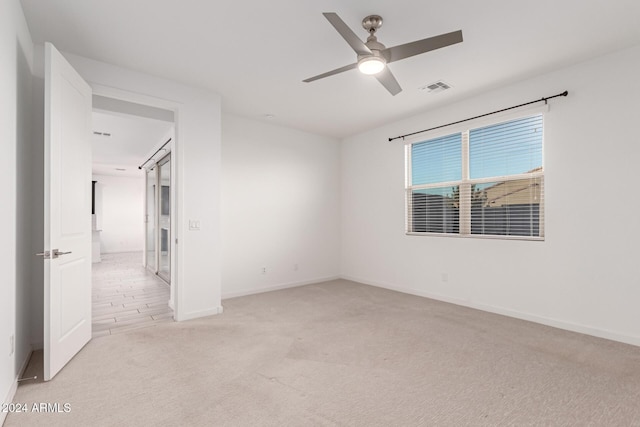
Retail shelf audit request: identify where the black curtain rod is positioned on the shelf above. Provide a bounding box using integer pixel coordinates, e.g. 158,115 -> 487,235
388,90 -> 568,142
138,138 -> 172,169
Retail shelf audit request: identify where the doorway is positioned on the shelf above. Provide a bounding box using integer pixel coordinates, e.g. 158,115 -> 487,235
90,97 -> 176,337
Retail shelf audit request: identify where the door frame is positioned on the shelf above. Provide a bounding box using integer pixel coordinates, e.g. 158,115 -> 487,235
91,84 -> 181,320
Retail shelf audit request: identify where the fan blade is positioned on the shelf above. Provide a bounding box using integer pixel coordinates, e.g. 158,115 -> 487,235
323,12 -> 372,56
375,67 -> 402,96
303,63 -> 358,83
382,30 -> 463,63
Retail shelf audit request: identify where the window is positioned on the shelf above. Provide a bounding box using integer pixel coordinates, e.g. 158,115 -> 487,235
406,114 -> 544,239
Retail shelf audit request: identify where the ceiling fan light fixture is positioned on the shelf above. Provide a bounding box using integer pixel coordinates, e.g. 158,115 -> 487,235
357,56 -> 386,75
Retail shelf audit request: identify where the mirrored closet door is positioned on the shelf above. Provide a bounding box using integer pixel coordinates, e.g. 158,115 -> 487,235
157,155 -> 171,282
145,152 -> 171,284
145,166 -> 157,271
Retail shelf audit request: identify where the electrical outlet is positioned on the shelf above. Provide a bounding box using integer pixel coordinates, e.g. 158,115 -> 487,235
293,263 -> 299,271
9,335 -> 14,356
261,267 -> 267,274
441,273 -> 449,283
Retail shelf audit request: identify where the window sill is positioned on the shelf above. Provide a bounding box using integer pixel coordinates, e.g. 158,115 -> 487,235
405,232 -> 544,242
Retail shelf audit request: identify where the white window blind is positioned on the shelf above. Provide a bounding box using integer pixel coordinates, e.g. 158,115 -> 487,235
406,114 -> 544,239
409,133 -> 462,234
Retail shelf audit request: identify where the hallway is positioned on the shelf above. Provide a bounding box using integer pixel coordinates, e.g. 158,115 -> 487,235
92,252 -> 173,338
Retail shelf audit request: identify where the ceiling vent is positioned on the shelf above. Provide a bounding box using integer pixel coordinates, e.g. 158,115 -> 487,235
420,80 -> 452,93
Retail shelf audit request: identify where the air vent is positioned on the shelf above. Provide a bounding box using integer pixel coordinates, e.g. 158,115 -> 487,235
419,80 -> 452,93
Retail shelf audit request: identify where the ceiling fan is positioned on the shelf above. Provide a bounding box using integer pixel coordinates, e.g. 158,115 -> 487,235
303,13 -> 463,96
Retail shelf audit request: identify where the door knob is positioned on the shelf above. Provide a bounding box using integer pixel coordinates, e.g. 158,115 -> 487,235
35,249 -> 72,259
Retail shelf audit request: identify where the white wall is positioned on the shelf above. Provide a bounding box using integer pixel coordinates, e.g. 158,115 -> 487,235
93,174 -> 145,254
1,0 -> 34,418
31,48 -> 223,321
221,114 -> 341,298
341,44 -> 640,346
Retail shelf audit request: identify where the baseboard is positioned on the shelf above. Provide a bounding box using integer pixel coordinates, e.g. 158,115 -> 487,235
1,347 -> 33,426
341,275 -> 640,348
17,348 -> 32,381
221,276 -> 341,300
176,305 -> 224,322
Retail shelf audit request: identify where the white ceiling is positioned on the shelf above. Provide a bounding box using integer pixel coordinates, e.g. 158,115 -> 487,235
20,0 -> 640,139
92,111 -> 173,177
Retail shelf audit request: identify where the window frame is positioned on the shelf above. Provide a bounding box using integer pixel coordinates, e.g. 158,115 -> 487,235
405,106 -> 546,241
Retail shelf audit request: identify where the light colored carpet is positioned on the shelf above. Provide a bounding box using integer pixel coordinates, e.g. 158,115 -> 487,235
6,279 -> 640,426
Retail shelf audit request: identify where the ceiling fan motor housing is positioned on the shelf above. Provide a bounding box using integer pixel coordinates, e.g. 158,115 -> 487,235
357,48 -> 386,64
363,35 -> 388,61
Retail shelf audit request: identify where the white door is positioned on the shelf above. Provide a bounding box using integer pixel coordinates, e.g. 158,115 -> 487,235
43,42 -> 92,381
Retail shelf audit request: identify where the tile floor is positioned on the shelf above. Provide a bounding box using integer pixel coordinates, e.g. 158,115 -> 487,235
92,252 -> 173,338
